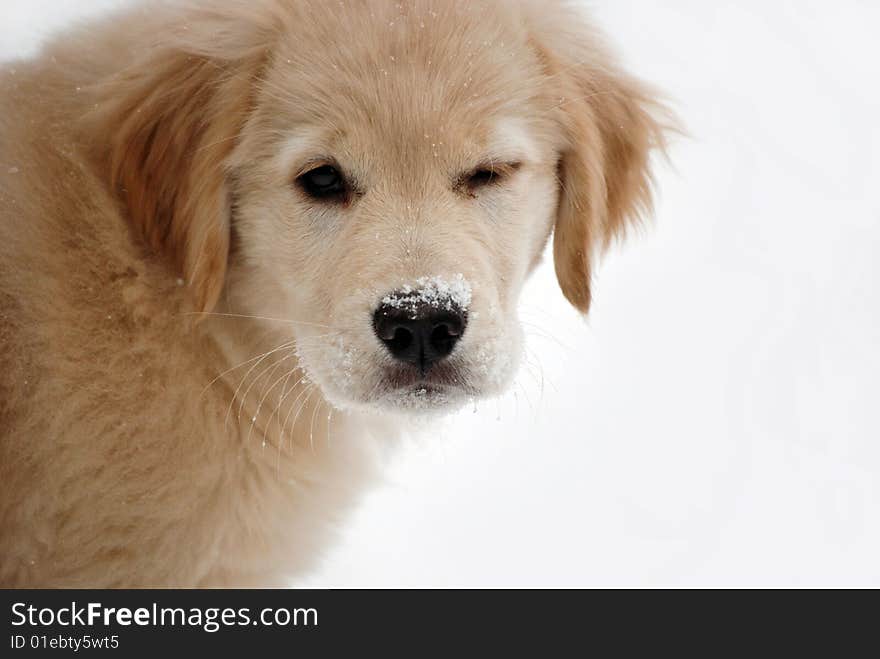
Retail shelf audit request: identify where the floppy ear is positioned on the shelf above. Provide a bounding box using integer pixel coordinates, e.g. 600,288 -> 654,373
90,10 -> 272,312
530,9 -> 670,313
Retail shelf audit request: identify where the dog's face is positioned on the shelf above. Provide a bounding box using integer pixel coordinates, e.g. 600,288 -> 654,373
97,0 -> 666,414
228,32 -> 563,412
231,112 -> 555,412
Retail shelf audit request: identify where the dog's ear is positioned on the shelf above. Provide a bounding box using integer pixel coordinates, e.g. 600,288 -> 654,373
90,8 -> 274,313
529,7 -> 671,313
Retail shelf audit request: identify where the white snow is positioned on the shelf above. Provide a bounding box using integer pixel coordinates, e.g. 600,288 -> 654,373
303,2 -> 880,588
381,274 -> 472,315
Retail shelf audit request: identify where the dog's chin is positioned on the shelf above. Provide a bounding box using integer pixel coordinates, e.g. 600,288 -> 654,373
310,362 -> 508,418
320,374 -> 478,418
373,383 -> 475,417
298,331 -> 522,417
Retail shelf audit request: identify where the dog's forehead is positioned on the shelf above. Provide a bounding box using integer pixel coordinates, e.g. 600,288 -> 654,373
263,2 -> 549,151
274,116 -> 540,182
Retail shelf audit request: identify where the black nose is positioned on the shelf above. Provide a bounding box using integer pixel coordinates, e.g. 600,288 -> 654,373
373,299 -> 467,374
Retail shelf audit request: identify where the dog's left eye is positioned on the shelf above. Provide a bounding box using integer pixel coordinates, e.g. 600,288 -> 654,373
297,165 -> 349,202
468,169 -> 498,187
459,162 -> 522,195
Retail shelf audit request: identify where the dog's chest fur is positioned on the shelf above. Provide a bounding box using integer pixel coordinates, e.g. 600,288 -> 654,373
0,196 -> 384,586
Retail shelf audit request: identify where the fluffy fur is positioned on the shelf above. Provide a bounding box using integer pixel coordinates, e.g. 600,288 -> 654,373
0,0 -> 668,587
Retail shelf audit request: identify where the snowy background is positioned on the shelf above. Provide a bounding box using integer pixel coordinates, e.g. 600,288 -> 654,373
3,1 -> 879,587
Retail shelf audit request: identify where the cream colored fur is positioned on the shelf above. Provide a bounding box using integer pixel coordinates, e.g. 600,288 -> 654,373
0,0 -> 668,587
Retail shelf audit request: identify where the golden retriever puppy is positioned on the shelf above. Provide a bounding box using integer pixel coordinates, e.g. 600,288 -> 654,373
0,0 -> 668,587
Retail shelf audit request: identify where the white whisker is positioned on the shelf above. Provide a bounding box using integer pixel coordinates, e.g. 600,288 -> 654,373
183,311 -> 336,329
247,361 -> 299,446
222,340 -> 296,430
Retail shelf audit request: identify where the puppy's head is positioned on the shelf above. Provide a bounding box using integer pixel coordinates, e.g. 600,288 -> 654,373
95,0 -> 668,414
